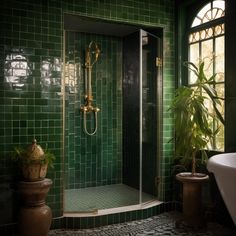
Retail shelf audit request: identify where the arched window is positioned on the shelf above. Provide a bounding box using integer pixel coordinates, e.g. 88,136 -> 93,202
188,0 -> 225,151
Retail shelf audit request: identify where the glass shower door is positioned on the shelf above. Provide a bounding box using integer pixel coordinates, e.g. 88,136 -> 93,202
123,29 -> 162,206
140,30 -> 162,202
123,31 -> 142,206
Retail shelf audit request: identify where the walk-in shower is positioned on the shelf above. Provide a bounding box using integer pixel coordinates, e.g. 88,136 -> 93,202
63,15 -> 163,215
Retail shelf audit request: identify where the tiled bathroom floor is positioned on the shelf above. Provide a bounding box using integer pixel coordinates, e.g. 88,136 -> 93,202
49,211 -> 236,235
64,184 -> 156,212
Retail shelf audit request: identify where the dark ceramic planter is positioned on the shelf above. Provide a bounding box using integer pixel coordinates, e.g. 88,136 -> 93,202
176,172 -> 209,228
17,178 -> 53,236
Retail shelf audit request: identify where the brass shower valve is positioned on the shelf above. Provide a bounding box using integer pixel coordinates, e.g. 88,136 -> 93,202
80,105 -> 100,113
81,41 -> 101,135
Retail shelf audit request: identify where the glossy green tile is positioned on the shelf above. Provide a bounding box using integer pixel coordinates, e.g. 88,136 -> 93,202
0,0 -> 175,230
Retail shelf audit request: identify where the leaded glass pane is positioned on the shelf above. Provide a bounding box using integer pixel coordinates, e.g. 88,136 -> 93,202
215,36 -> 224,82
198,3 -> 211,20
202,40 -> 213,78
215,84 -> 225,111
192,18 -> 201,27
189,43 -> 199,84
215,83 -> 224,150
206,27 -> 214,38
213,0 -> 225,11
214,24 -> 224,35
215,122 -> 224,150
191,1 -> 225,27
200,30 -> 206,39
189,25 -> 223,44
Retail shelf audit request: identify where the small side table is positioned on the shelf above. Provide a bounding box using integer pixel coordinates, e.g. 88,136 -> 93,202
17,178 -> 53,236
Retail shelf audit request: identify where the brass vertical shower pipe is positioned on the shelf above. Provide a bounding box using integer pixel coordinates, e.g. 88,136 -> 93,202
80,41 -> 100,135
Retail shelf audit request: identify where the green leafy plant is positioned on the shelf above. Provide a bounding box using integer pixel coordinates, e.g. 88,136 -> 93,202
170,60 -> 224,175
12,143 -> 55,169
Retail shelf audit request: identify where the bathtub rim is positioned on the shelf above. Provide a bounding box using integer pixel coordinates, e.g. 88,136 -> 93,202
207,152 -> 236,226
207,152 -> 236,171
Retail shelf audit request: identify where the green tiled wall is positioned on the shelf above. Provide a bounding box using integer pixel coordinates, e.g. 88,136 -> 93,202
0,0 -> 175,231
64,32 -> 123,189
0,0 -> 64,227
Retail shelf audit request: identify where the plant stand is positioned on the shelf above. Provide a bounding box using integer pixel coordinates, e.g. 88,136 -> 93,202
17,178 -> 53,236
176,172 -> 209,228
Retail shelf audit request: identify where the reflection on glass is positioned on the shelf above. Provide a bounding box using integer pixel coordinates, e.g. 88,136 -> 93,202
63,60 -> 81,94
40,58 -> 62,97
63,49 -> 82,94
4,52 -> 31,90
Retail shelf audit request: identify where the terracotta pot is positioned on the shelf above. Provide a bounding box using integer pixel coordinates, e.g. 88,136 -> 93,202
18,178 -> 53,236
176,172 -> 209,228
19,205 -> 52,236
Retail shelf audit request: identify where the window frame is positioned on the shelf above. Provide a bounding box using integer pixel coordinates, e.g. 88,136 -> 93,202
186,0 -> 225,151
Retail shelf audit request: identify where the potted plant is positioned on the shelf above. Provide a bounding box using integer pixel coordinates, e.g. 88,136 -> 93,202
170,60 -> 224,176
12,139 -> 55,181
12,139 -> 55,236
170,59 -> 224,227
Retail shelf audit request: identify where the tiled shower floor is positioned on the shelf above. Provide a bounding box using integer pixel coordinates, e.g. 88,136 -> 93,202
64,184 -> 156,212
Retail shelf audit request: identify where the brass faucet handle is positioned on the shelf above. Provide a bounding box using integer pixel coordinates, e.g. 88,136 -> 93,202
81,106 -> 88,112
93,107 -> 100,112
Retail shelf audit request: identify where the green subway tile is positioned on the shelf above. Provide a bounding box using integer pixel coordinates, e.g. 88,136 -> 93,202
35,48 -> 48,56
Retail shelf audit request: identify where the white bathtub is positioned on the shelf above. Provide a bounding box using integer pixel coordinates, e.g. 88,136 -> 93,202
207,153 -> 236,225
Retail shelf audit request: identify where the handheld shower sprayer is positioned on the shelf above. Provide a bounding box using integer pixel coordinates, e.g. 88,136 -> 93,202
81,41 -> 101,136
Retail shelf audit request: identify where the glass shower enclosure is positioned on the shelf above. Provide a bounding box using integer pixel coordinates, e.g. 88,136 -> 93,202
123,29 -> 162,205
63,17 -> 162,214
